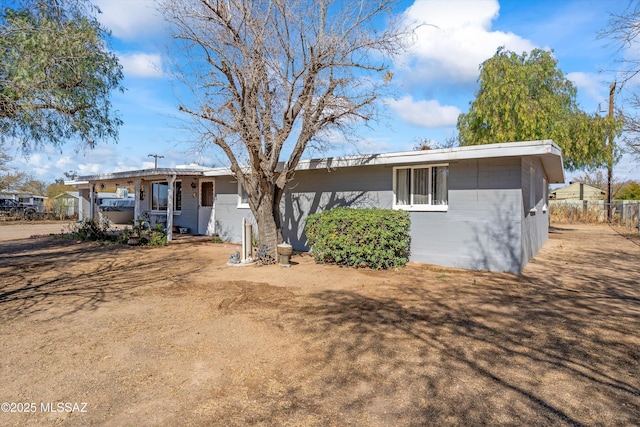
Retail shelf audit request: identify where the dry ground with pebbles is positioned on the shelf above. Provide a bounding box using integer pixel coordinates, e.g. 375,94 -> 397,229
0,223 -> 638,426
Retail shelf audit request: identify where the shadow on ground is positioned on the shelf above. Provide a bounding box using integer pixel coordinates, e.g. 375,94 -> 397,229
0,226 -> 638,426
234,226 -> 640,426
0,237 -> 206,322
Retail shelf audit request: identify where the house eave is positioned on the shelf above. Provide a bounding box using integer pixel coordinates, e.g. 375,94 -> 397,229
68,140 -> 565,185
65,168 -> 207,185
203,139 -> 565,183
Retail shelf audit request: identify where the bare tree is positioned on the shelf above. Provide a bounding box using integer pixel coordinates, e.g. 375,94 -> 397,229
160,0 -> 409,255
599,1 -> 640,158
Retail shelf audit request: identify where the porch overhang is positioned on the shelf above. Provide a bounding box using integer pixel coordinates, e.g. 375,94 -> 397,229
65,168 -> 207,186
65,168 -> 209,243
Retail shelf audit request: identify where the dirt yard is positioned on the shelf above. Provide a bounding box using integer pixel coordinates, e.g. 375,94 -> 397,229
0,223 -> 638,426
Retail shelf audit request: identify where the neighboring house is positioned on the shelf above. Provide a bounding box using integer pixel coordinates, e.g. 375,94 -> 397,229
550,182 -> 605,201
52,192 -> 80,218
67,140 -> 565,274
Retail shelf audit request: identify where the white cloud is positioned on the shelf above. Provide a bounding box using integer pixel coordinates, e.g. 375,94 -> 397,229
76,163 -> 103,175
7,152 -> 54,180
54,156 -> 74,170
386,96 -> 461,128
398,0 -> 536,84
140,161 -> 156,170
119,52 -> 164,78
566,72 -> 607,108
94,0 -> 164,41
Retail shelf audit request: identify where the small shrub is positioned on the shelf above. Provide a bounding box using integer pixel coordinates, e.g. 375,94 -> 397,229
305,207 -> 410,269
66,218 -> 167,246
147,226 -> 167,246
69,218 -> 114,242
117,226 -> 133,244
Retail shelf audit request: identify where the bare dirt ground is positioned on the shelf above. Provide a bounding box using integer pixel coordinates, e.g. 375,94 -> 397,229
0,223 -> 638,426
0,220 -> 74,241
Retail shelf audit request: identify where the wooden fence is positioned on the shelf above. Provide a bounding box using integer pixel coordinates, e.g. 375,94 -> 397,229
549,200 -> 640,231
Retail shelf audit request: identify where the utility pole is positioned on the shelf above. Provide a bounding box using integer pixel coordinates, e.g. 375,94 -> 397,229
148,153 -> 164,170
607,82 -> 616,223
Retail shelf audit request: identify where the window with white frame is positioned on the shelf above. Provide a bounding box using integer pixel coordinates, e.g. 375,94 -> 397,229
237,182 -> 249,208
393,165 -> 448,211
151,181 -> 182,211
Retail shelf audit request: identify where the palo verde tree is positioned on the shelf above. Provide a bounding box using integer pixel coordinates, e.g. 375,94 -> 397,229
457,48 -> 621,171
161,0 -> 408,255
0,0 -> 123,152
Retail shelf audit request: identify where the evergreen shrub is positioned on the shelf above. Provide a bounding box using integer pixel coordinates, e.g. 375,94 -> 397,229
305,207 -> 410,269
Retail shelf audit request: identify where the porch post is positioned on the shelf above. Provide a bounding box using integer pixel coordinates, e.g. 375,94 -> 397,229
77,190 -> 84,221
134,179 -> 141,223
166,175 -> 175,242
89,184 -> 95,221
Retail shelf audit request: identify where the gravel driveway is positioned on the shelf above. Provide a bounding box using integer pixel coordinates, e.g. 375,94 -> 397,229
0,221 -> 72,241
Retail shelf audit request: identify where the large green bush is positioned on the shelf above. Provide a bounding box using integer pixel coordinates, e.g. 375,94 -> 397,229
305,207 -> 410,269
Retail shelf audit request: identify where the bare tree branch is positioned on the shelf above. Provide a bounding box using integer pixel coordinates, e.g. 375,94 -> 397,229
161,0 -> 410,255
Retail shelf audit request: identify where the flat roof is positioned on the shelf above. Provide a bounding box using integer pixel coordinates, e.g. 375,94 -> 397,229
204,140 -> 565,183
67,140 -> 565,185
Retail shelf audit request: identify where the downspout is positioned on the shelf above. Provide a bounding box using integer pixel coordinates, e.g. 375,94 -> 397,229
166,174 -> 176,242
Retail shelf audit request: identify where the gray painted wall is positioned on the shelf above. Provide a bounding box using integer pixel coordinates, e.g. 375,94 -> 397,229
520,157 -> 549,269
213,166 -> 390,246
214,176 -> 256,243
212,156 -> 549,274
78,188 -> 91,221
282,165 -> 392,248
408,158 -> 523,273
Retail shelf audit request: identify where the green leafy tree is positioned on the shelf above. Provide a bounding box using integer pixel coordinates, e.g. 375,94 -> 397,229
46,181 -> 72,198
0,0 -> 123,151
457,48 -> 621,171
616,181 -> 640,200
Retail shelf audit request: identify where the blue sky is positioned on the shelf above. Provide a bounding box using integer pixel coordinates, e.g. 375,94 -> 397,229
6,0 -> 639,184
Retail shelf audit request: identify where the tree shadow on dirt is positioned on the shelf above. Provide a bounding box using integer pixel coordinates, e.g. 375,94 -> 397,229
0,238 -> 206,322
262,227 -> 640,425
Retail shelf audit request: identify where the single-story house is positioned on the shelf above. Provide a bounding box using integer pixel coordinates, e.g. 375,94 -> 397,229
549,181 -> 605,201
52,191 -> 80,218
66,140 -> 565,274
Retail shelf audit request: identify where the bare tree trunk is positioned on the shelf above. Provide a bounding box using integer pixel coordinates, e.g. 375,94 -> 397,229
253,184 -> 284,261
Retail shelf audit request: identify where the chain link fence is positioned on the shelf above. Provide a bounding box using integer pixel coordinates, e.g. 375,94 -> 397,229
549,200 -> 640,232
